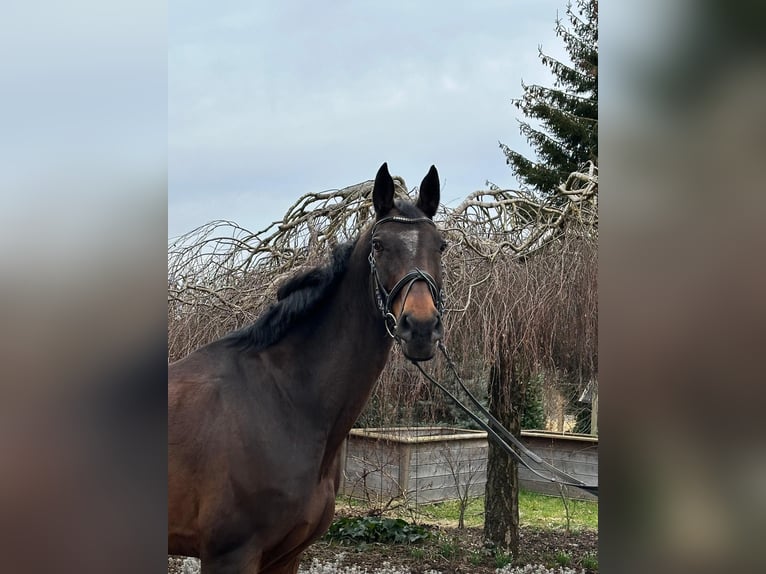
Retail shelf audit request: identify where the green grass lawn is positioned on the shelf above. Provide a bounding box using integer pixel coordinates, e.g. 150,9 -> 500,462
408,489 -> 598,531
328,491 -> 597,571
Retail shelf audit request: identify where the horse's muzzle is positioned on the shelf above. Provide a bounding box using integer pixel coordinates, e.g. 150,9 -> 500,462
396,311 -> 443,361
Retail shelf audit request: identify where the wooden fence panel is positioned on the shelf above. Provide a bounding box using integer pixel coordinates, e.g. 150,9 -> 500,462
340,427 -> 598,503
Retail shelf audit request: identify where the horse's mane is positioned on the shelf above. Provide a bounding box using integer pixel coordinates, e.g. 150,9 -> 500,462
223,239 -> 358,352
222,199 -> 427,353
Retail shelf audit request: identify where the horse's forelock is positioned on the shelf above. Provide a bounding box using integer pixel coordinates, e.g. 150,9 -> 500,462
390,199 -> 428,220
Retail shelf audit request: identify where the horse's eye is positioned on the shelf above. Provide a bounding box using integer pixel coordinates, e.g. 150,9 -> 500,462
439,240 -> 448,253
372,238 -> 384,253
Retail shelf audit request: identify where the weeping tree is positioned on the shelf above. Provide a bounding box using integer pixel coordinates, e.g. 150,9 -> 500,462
443,163 -> 598,553
481,0 -> 598,550
483,234 -> 597,553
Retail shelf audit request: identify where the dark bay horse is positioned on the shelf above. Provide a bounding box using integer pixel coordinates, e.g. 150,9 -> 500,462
168,163 -> 446,573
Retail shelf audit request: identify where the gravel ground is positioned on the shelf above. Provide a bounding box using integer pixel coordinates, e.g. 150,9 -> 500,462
168,526 -> 597,573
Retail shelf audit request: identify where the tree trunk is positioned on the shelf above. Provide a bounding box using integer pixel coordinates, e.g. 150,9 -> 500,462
591,384 -> 598,435
483,341 -> 523,556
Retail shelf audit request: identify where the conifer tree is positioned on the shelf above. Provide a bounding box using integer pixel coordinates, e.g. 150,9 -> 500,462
500,0 -> 598,198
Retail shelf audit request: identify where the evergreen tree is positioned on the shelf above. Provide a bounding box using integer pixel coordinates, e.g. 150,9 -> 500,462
521,374 -> 546,430
500,0 -> 598,198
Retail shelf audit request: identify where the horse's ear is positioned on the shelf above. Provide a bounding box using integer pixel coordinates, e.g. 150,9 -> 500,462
373,162 -> 394,217
416,165 -> 440,218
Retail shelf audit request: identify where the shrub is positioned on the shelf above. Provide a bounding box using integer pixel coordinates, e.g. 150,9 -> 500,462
555,551 -> 572,566
324,516 -> 429,544
581,553 -> 598,570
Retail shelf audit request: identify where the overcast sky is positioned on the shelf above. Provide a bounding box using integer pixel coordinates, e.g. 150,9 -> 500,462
169,1 -> 568,239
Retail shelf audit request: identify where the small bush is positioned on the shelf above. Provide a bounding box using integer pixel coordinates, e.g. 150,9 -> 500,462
324,516 -> 429,544
494,549 -> 514,569
554,551 -> 571,566
438,539 -> 459,559
495,565 -> 585,574
581,553 -> 598,570
466,551 -> 482,565
522,373 -> 546,430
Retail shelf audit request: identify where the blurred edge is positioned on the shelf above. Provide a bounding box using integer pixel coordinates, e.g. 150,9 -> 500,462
0,1 -> 168,573
602,0 -> 766,572
2,0 -> 766,572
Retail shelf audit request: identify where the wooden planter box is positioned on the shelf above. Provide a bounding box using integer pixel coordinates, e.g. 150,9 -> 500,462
517,431 -> 598,501
340,426 -> 488,504
340,427 -> 598,503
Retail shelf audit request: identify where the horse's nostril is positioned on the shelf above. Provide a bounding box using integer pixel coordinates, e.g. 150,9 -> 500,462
397,312 -> 442,340
399,313 -> 413,334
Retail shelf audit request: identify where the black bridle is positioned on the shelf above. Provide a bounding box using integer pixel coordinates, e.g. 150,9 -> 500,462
368,216 -> 445,339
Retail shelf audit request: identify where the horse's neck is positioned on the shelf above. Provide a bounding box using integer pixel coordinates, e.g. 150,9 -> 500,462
296,249 -> 393,463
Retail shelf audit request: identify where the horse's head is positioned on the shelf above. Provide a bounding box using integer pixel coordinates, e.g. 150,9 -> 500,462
369,162 -> 446,361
